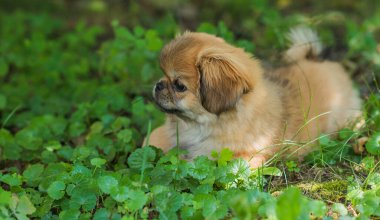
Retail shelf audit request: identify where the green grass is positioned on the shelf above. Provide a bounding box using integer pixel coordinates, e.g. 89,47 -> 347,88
0,1 -> 379,219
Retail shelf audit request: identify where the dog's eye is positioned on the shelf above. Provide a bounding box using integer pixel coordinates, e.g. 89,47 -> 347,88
173,80 -> 187,92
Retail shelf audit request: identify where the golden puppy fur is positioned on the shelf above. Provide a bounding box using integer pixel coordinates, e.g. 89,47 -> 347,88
146,27 -> 361,168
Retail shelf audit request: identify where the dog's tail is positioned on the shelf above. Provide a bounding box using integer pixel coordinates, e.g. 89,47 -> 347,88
284,26 -> 323,62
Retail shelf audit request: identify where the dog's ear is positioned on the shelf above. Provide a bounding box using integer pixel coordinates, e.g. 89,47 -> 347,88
196,48 -> 254,115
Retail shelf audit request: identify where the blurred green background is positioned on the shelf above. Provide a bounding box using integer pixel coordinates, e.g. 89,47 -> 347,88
0,0 -> 379,148
0,1 -> 380,219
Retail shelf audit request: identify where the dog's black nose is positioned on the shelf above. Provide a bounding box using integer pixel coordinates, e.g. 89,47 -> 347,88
155,81 -> 165,92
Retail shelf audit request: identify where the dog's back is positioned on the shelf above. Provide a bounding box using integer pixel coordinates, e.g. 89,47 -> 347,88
269,27 -> 362,157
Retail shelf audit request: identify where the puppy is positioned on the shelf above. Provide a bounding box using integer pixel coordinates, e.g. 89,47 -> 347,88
146,27 -> 361,168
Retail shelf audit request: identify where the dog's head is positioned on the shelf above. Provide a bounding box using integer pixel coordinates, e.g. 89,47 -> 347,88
153,32 -> 262,121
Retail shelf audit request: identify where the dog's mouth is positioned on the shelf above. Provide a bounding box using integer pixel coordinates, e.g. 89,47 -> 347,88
161,108 -> 183,114
154,100 -> 183,115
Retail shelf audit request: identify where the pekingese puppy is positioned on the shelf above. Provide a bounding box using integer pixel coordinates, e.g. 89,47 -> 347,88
145,27 -> 361,168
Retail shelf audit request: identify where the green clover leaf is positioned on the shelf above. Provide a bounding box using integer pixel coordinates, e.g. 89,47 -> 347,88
47,181 -> 66,200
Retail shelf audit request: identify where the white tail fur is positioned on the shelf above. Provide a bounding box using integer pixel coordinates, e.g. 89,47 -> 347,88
284,26 -> 323,62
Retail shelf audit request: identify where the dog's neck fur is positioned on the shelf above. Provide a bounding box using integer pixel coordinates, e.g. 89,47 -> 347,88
165,79 -> 284,157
